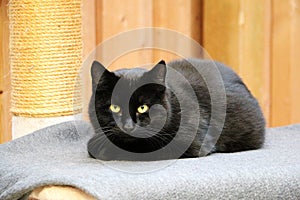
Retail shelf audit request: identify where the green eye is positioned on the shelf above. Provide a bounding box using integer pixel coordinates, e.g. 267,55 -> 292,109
109,104 -> 121,113
137,105 -> 149,114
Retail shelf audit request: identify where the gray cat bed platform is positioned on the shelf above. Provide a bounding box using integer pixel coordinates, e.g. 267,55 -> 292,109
0,121 -> 299,200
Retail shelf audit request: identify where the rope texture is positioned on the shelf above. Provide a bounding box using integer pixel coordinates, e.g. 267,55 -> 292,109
9,0 -> 83,117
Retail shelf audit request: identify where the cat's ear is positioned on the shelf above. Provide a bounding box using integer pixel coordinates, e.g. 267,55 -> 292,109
147,60 -> 167,84
91,60 -> 113,87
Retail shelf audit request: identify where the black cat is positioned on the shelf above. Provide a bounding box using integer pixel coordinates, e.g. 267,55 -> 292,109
88,59 -> 265,161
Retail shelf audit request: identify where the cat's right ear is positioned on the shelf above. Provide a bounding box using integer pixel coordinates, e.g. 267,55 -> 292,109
91,60 -> 111,87
147,60 -> 167,84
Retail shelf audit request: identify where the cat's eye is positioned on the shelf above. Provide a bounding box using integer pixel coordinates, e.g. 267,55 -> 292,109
109,104 -> 121,113
137,105 -> 149,114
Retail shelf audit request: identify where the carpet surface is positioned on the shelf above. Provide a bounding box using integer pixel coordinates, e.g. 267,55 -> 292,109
0,121 -> 299,200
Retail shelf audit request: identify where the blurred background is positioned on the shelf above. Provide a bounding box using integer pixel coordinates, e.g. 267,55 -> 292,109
1,0 -> 300,143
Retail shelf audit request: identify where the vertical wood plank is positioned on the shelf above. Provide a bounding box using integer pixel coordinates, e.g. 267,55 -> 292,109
82,0 -> 96,59
0,0 -> 12,143
290,0 -> 300,124
271,0 -> 300,126
96,0 -> 153,70
203,0 -> 272,126
238,0 -> 272,126
153,0 -> 203,62
203,0 -> 240,72
82,0 -> 96,121
95,0 -> 102,46
0,0 -> 4,143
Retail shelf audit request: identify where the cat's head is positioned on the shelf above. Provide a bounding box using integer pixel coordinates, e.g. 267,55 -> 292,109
89,60 -> 169,142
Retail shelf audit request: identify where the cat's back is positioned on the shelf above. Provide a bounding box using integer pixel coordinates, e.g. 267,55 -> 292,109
167,59 -> 265,152
167,58 -> 243,88
167,58 -> 261,108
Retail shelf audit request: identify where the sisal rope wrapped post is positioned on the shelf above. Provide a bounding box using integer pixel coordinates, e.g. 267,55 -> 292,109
9,0 -> 83,138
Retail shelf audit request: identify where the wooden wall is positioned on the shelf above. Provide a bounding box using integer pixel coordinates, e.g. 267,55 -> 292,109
93,0 -> 300,127
1,0 -> 300,143
94,0 -> 202,70
0,0 -> 11,143
203,0 -> 272,124
271,0 -> 300,127
203,0 -> 300,127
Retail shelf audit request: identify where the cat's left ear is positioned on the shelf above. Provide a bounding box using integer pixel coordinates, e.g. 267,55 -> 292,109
147,60 -> 167,84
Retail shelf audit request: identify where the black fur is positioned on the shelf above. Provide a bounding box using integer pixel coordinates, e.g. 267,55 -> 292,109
88,59 -> 265,161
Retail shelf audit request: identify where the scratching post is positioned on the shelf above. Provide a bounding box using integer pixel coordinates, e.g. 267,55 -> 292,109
9,0 -> 83,138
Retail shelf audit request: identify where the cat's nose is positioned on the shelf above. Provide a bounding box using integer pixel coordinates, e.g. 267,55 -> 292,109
123,119 -> 135,132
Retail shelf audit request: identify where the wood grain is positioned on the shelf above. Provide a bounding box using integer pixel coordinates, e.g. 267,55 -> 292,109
203,0 -> 272,125
0,1 -> 4,143
237,0 -> 272,126
0,0 -> 12,143
203,0 -> 240,72
271,0 -> 300,126
153,0 -> 202,62
96,0 -> 153,70
82,0 -> 96,121
82,0 -> 96,60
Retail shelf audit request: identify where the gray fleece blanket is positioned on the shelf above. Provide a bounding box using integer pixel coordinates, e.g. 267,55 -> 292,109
0,121 -> 300,200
